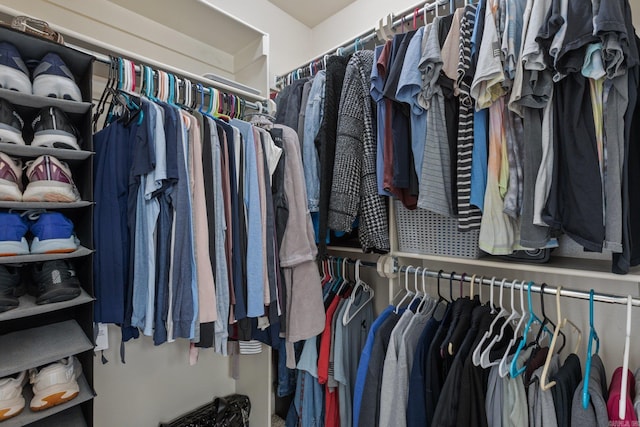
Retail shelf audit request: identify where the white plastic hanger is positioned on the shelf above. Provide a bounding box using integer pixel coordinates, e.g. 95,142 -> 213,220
405,267 -> 424,312
619,295 -> 633,419
472,277 -> 497,365
540,286 -> 583,390
480,280 -> 522,368
394,266 -> 416,313
498,280 -> 527,377
342,260 -> 374,325
416,267 -> 432,314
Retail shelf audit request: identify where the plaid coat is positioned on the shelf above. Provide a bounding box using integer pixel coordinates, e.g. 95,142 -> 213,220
328,50 -> 390,253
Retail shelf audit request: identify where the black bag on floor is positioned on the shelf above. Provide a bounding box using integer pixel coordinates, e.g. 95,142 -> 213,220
159,394 -> 251,427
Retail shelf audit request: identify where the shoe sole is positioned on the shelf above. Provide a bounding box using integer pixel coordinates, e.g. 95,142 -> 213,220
32,74 -> 82,102
0,125 -> 26,145
23,181 -> 80,203
0,63 -> 32,94
0,395 -> 25,421
36,286 -> 81,305
30,236 -> 78,254
0,178 -> 22,201
30,382 -> 79,411
32,132 -> 80,151
0,238 -> 30,257
0,296 -> 19,313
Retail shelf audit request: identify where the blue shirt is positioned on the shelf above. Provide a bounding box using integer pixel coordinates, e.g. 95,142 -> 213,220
396,27 -> 427,181
353,305 -> 395,426
470,109 -> 488,211
230,119 -> 265,318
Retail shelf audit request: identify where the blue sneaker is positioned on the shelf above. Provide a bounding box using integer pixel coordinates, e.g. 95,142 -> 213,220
0,211 -> 30,256
0,42 -> 31,94
29,211 -> 79,254
32,53 -> 81,101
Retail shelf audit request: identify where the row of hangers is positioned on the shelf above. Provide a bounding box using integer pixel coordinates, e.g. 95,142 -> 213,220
277,0 -> 473,87
392,266 -> 635,416
93,56 -> 248,132
320,257 -> 375,326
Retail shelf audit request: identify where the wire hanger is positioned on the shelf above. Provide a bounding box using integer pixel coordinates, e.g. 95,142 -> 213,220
582,289 -> 600,409
619,295 -> 633,419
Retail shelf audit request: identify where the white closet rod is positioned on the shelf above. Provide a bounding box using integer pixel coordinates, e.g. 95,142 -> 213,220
275,0 -> 452,86
69,43 -> 265,112
0,3 -> 266,106
396,264 -> 640,307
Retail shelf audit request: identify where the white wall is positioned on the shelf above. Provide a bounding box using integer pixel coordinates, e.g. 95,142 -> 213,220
310,0 -> 421,56
203,0 -> 313,87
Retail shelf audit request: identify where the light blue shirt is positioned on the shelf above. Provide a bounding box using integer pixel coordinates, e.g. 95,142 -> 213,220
230,119 -> 265,318
302,70 -> 325,212
353,305 -> 395,427
396,27 -> 427,180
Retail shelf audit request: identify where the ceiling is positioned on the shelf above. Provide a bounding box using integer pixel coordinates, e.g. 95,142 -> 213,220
268,0 -> 358,27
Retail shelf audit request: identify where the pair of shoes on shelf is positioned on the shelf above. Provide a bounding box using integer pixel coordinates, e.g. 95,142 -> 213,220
0,41 -> 82,101
0,357 -> 82,421
0,211 -> 80,257
0,99 -> 81,150
0,152 -> 81,202
0,259 -> 82,312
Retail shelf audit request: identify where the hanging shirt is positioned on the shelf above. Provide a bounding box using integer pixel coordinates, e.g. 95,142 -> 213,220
230,119 -> 265,318
396,26 -> 427,183
353,305 -> 395,427
418,18 -> 454,217
470,0 -> 506,110
479,98 -> 520,254
607,367 -> 638,425
570,354 -> 608,427
528,354 -> 560,427
302,70 -> 325,212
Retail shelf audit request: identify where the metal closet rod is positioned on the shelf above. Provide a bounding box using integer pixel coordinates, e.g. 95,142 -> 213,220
395,265 -> 640,307
276,0 -> 451,85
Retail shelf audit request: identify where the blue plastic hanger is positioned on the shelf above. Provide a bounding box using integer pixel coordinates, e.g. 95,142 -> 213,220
582,289 -> 600,409
510,281 -> 550,378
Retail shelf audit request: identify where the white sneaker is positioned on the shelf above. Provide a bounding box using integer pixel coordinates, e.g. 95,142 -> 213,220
0,371 -> 27,421
22,155 -> 80,203
0,151 -> 23,201
29,356 -> 82,411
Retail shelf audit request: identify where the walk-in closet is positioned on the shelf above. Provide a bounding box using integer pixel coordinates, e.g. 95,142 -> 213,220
0,0 -> 639,426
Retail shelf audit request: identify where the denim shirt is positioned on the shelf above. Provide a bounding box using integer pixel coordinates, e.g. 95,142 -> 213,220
302,70 -> 325,212
230,119 -> 265,318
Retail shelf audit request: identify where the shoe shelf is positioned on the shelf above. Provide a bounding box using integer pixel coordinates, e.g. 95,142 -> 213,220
0,88 -> 92,115
0,246 -> 93,265
0,201 -> 93,210
0,288 -> 94,322
2,374 -> 94,427
0,143 -> 93,162
0,319 -> 93,378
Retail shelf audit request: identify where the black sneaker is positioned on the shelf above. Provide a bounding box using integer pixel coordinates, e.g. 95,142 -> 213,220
0,264 -> 25,313
0,99 -> 26,145
31,106 -> 80,150
28,260 -> 81,305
